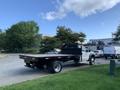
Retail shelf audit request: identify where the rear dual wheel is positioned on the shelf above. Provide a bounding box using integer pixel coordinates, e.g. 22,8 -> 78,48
47,61 -> 63,73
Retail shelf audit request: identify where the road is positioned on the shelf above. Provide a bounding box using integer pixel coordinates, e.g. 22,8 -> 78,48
0,54 -> 109,87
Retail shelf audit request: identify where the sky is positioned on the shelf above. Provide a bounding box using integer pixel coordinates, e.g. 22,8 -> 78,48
0,0 -> 120,40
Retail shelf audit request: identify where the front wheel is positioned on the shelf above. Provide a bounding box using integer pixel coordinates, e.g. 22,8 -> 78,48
47,61 -> 63,73
105,56 -> 108,59
89,56 -> 95,65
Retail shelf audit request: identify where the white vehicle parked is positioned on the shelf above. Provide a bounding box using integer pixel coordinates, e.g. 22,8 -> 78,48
103,45 -> 120,59
94,50 -> 103,57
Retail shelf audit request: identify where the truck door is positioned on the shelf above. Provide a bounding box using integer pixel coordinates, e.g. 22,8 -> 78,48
82,50 -> 90,61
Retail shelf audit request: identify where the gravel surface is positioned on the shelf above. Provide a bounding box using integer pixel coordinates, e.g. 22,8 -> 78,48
0,54 -> 109,87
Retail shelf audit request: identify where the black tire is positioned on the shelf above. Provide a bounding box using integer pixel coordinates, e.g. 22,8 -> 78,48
115,55 -> 119,59
105,56 -> 108,59
111,55 -> 116,59
36,65 -> 44,69
89,56 -> 95,65
25,63 -> 31,67
47,61 -> 63,73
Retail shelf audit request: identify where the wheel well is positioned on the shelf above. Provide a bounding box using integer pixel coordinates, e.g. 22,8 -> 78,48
89,55 -> 95,60
91,55 -> 95,58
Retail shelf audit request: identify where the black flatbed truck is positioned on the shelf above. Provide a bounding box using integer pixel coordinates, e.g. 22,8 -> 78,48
19,44 -> 95,73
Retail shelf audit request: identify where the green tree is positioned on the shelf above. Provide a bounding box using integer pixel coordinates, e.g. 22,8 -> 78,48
0,31 -> 6,51
72,32 -> 86,44
6,21 -> 40,53
114,25 -> 120,41
40,36 -> 62,53
0,29 -> 2,32
56,26 -> 86,44
56,26 -> 73,44
97,41 -> 105,50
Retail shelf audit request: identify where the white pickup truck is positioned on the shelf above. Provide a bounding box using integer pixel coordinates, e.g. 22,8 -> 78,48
20,44 -> 95,73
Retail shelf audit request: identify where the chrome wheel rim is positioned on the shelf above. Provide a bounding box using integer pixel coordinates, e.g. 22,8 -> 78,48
54,64 -> 61,72
91,58 -> 95,62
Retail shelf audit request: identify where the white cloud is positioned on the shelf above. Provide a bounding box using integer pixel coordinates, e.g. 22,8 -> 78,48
43,0 -> 120,20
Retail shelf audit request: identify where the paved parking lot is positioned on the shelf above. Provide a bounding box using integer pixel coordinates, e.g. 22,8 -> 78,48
0,54 -> 109,87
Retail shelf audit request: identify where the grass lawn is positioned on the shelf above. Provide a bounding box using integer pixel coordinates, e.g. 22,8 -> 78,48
1,65 -> 120,90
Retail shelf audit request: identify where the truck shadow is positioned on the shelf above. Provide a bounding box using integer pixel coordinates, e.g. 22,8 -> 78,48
6,67 -> 48,77
63,63 -> 88,68
8,63 -> 88,76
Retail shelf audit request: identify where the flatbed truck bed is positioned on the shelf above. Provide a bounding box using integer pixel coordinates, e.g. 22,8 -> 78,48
20,54 -> 75,58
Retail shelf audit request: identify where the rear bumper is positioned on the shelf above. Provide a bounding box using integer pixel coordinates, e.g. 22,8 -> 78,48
19,55 -> 38,63
104,54 -> 120,57
104,54 -> 115,57
104,54 -> 119,56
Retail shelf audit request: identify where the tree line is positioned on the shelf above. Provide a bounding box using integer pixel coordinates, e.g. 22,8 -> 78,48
0,21 -> 86,53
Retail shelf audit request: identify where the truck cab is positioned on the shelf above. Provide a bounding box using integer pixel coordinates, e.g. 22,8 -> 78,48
80,46 -> 95,64
82,50 -> 94,60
